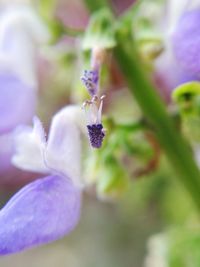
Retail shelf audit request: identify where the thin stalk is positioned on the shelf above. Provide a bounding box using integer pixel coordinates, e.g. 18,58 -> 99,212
114,40 -> 200,210
84,0 -> 200,210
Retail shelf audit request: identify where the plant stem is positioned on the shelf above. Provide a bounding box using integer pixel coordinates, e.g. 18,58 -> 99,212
114,39 -> 200,210
84,0 -> 200,210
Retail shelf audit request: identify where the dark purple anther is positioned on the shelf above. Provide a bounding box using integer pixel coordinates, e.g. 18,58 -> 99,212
81,70 -> 99,96
87,124 -> 105,148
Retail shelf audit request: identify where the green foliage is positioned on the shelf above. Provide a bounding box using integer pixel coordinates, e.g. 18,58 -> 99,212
82,8 -> 116,50
168,227 -> 200,267
97,156 -> 129,199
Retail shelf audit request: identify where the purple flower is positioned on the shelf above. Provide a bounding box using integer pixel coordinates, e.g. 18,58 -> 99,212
172,9 -> 200,75
0,106 -> 84,255
0,74 -> 36,134
153,0 -> 200,92
0,175 -> 80,255
0,4 -> 49,176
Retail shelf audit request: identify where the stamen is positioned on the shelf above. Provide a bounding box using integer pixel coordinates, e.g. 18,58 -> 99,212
81,65 -> 106,148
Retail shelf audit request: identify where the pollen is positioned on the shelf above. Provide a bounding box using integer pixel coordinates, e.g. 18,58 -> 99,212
87,124 -> 105,148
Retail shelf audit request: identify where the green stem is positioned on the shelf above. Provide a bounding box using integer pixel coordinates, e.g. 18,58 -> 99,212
84,0 -> 200,210
114,40 -> 200,210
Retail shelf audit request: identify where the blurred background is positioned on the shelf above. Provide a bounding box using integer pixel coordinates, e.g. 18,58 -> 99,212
0,0 -> 200,266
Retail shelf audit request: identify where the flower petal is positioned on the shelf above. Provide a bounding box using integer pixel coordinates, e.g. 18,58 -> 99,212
12,117 -> 48,173
0,5 -> 50,87
0,132 -> 14,174
0,73 -> 36,134
172,9 -> 200,75
0,174 -> 81,255
167,0 -> 189,33
45,106 -> 85,187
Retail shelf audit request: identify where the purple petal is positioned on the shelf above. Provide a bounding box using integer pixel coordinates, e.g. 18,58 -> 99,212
172,10 -> 200,75
0,73 -> 36,134
0,174 -> 81,255
0,132 -> 14,174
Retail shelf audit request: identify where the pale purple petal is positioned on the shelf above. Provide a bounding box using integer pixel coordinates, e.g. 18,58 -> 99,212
0,73 -> 36,134
0,174 -> 81,255
0,132 -> 14,174
0,5 -> 50,87
12,117 -> 48,174
45,106 -> 84,187
172,9 -> 200,75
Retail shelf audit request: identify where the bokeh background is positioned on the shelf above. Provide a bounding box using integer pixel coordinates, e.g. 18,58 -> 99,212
0,0 -> 200,266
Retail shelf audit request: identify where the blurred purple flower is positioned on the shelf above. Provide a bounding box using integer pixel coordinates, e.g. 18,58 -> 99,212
0,74 -> 36,134
0,106 -> 84,255
172,9 -> 200,76
0,4 -> 49,177
154,0 -> 200,94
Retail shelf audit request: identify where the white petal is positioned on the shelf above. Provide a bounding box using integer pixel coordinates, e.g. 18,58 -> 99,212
189,0 -> 200,10
0,5 -> 50,87
167,0 -> 188,33
167,0 -> 200,34
45,106 -> 85,187
12,117 -> 49,173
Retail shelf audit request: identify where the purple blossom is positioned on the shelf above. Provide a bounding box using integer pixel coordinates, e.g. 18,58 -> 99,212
153,1 -> 200,93
0,4 -> 49,176
0,175 -> 80,255
0,106 -> 84,255
172,9 -> 200,76
0,73 -> 36,134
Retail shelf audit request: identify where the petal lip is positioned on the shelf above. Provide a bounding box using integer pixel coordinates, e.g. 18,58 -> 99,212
0,175 -> 81,255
